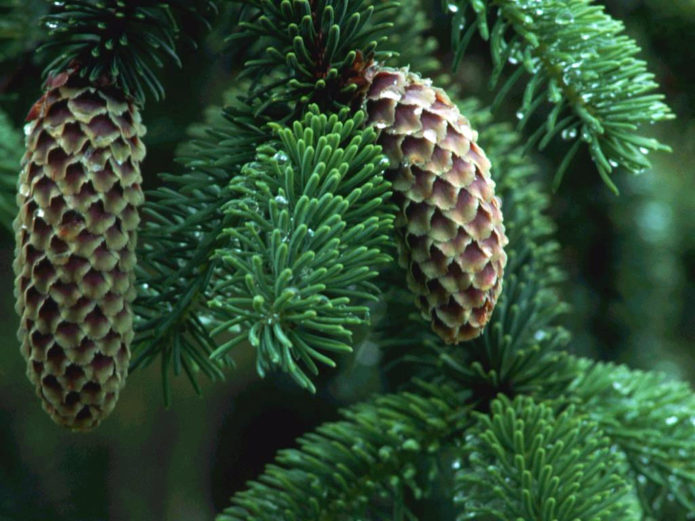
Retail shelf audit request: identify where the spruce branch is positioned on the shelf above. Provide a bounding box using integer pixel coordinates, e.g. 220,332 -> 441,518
40,0 -> 217,104
447,0 -> 674,193
0,0 -> 46,62
456,395 -> 641,521
375,0 -> 440,76
0,0 -> 22,50
230,0 -> 396,111
132,104 -> 266,400
218,383 -> 472,521
0,108 -> 21,232
565,358 -> 695,519
209,106 -> 394,392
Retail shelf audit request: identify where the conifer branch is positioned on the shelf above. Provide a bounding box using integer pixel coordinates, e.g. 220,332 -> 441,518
40,0 -> 217,104
209,106 -> 394,391
375,0 -> 440,76
0,0 -> 22,49
132,104 -> 265,400
134,103 -> 395,395
230,0 -> 396,110
447,0 -> 674,193
565,358 -> 695,519
218,383 -> 472,521
0,0 -> 45,62
0,109 -> 20,232
456,395 -> 641,520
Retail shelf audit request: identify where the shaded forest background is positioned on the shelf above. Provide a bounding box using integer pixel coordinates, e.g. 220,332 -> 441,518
0,1 -> 693,519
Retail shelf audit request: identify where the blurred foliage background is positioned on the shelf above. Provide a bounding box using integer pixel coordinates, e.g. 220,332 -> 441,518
0,1 -> 693,519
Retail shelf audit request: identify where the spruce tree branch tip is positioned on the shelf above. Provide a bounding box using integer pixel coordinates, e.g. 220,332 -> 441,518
447,0 -> 674,192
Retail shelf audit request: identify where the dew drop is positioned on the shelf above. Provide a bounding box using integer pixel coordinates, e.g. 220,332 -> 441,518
274,195 -> 288,205
561,128 -> 577,141
555,9 -> 574,25
611,381 -> 629,394
447,3 -> 459,13
272,151 -> 289,164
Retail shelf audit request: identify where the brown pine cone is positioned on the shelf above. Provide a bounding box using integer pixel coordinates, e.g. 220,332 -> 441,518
13,70 -> 145,430
364,65 -> 508,343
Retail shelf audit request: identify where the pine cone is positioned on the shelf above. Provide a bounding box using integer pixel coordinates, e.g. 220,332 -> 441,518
364,66 -> 508,343
14,70 -> 145,430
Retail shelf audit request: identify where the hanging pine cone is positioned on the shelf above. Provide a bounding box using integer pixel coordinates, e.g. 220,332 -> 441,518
13,69 -> 145,430
364,65 -> 508,343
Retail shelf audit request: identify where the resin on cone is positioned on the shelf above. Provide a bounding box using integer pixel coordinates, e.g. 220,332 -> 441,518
14,70 -> 145,430
364,65 -> 508,343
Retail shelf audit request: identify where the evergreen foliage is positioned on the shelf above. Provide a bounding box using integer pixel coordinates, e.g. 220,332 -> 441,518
217,357 -> 695,521
218,382 -> 471,521
231,0 -> 394,111
2,0 -> 694,518
565,358 -> 695,519
40,0 -> 217,103
456,395 -> 640,521
378,0 -> 439,76
0,109 -> 20,232
204,1 -> 691,517
447,0 -> 674,192
214,95 -> 579,520
209,106 -> 394,391
0,0 -> 45,60
133,103 -> 395,395
133,103 -> 265,399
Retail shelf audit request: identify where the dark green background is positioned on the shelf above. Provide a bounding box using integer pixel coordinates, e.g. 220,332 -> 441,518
1,1 -> 693,519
